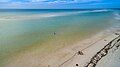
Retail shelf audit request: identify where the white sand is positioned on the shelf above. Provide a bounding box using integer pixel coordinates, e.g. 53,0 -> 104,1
96,48 -> 120,67
96,38 -> 120,67
2,28 -> 120,67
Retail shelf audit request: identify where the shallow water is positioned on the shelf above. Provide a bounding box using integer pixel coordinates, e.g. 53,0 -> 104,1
0,9 -> 120,66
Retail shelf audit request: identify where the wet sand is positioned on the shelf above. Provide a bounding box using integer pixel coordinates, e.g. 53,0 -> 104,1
1,27 -> 120,67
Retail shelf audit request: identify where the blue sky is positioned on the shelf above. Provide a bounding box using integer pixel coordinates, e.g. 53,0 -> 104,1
0,0 -> 120,9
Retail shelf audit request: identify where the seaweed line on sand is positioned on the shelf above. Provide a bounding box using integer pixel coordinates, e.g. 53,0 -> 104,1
85,34 -> 120,67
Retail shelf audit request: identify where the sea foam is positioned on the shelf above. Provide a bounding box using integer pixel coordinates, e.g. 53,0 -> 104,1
114,13 -> 120,20
0,9 -> 109,20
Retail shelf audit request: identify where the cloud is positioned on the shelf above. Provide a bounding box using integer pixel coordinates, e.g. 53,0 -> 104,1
31,0 -> 48,2
0,0 -> 119,9
0,0 -> 101,3
75,0 -> 100,2
9,0 -> 30,2
0,0 -> 10,2
40,0 -> 101,3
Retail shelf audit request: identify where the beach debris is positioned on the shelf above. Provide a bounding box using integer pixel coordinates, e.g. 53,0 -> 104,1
77,51 -> 84,55
48,65 -> 50,67
76,64 -> 79,66
115,33 -> 119,35
104,39 -> 107,41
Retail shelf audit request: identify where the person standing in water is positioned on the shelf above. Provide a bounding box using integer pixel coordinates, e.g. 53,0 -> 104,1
53,32 -> 56,35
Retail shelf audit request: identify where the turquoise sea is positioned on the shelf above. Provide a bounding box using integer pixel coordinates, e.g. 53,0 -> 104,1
0,9 -> 120,66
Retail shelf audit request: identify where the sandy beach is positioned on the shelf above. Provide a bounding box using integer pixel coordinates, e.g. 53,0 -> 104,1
1,26 -> 120,67
0,9 -> 120,67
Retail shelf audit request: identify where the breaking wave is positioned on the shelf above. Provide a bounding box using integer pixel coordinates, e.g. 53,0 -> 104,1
114,12 -> 120,20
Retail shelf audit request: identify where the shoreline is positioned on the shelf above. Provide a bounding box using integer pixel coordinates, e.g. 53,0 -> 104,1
1,27 -> 120,67
86,34 -> 120,67
57,29 -> 119,67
